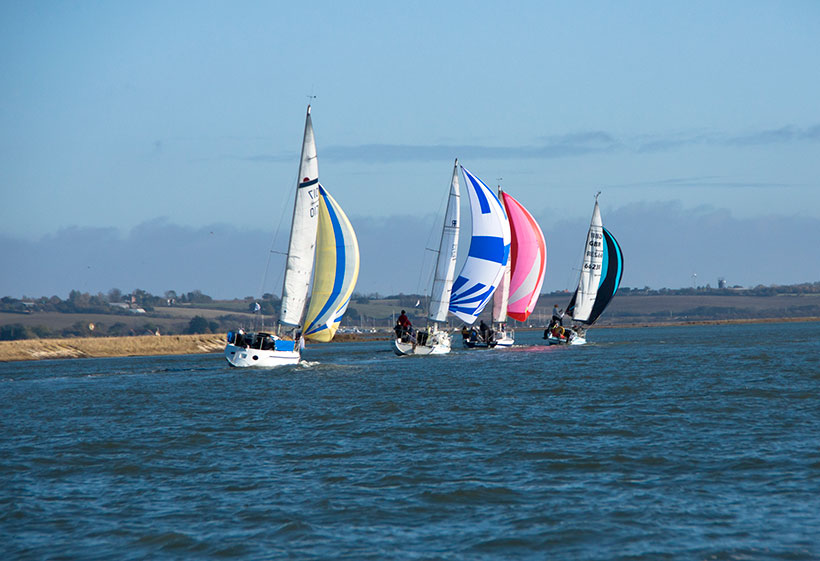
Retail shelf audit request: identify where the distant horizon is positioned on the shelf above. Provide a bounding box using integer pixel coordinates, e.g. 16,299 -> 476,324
4,278 -> 819,303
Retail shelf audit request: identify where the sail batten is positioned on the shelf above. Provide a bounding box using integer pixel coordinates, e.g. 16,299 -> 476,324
449,166 -> 511,325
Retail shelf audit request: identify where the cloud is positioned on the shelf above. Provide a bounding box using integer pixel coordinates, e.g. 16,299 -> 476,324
636,124 -> 820,153
321,132 -> 621,163
596,202 -> 820,290
230,123 -> 820,164
0,220 -> 281,300
725,124 -> 820,147
2,206 -> 818,300
605,176 -> 792,190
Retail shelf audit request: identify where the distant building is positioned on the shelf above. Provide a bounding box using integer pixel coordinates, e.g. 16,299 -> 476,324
718,278 -> 727,289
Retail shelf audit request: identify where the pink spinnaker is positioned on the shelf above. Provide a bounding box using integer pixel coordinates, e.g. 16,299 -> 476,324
501,192 -> 547,322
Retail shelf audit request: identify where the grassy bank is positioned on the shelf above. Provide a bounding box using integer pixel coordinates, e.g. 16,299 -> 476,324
0,334 -> 226,363
0,331 -> 388,363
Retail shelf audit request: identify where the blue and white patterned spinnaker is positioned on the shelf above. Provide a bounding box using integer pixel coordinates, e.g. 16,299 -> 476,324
449,166 -> 511,324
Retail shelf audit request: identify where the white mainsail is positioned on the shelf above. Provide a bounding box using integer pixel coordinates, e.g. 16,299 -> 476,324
280,106 -> 320,327
570,196 -> 604,323
428,160 -> 461,323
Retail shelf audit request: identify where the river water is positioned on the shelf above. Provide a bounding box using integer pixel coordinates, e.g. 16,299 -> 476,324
2,322 -> 818,560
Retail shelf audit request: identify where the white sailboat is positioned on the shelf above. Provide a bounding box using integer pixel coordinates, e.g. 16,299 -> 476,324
464,188 -> 547,348
392,160 -> 461,355
392,162 -> 510,355
546,193 -> 623,346
225,106 -> 360,367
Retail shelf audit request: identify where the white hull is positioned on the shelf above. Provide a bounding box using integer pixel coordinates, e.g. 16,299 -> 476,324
494,333 -> 514,347
392,328 -> 451,356
544,332 -> 586,346
224,343 -> 300,367
463,331 -> 514,349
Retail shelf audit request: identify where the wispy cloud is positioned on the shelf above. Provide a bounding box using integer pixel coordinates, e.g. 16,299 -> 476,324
232,123 -> 820,164
320,131 -> 621,163
725,124 -> 820,147
2,208 -> 819,298
605,176 -> 794,190
635,124 -> 820,153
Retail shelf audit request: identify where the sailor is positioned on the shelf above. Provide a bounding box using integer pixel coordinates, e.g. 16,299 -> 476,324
397,310 -> 412,333
397,310 -> 416,344
479,320 -> 489,342
551,305 -> 564,326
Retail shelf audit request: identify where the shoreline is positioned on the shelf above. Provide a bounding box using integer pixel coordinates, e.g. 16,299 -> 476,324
0,334 -> 226,363
1,317 -> 818,363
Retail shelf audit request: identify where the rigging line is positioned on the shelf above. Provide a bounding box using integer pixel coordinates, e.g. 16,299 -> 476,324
257,166 -> 300,302
415,181 -> 452,296
423,251 -> 438,315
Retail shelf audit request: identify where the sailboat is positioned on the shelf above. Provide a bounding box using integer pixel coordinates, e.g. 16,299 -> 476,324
546,193 -> 623,345
392,160 -> 460,355
225,106 -> 360,367
464,188 -> 547,348
392,162 -> 510,355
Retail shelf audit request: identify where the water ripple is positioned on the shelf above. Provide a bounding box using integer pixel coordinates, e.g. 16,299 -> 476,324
1,324 -> 819,560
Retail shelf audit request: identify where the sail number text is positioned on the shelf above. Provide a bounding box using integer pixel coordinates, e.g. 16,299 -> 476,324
306,187 -> 320,217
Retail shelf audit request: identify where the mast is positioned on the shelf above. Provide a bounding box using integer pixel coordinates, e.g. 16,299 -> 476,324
491,186 -> 510,324
428,159 -> 461,324
279,105 -> 320,329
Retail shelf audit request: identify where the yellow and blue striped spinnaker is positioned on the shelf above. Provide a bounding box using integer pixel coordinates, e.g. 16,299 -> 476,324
304,185 -> 360,342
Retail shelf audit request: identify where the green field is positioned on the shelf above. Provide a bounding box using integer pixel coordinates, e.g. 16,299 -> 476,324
3,291 -> 820,341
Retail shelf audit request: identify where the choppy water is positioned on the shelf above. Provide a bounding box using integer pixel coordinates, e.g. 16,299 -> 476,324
2,322 -> 819,560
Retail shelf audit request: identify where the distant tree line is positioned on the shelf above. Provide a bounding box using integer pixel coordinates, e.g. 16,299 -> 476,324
0,288 -> 222,315
348,282 -> 820,304
4,282 -> 818,316
0,314 -> 225,341
3,282 -> 820,341
611,282 -> 820,296
0,288 -> 281,341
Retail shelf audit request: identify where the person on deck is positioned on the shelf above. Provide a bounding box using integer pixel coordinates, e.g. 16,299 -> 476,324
479,320 -> 489,342
552,305 -> 564,325
397,310 -> 416,344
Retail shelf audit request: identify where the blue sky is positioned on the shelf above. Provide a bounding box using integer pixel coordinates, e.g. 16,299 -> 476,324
1,1 -> 819,298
